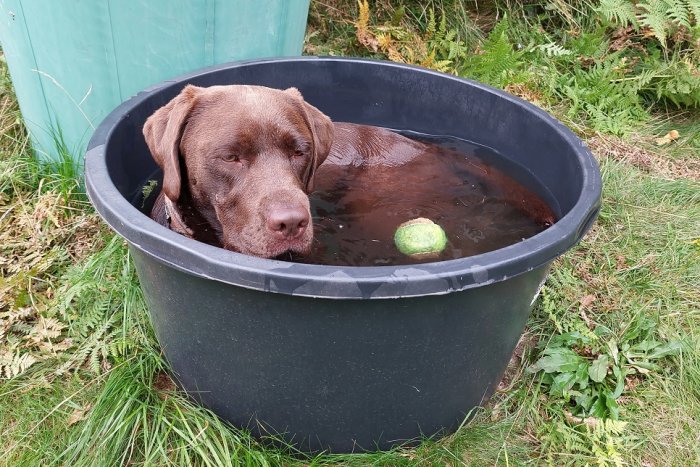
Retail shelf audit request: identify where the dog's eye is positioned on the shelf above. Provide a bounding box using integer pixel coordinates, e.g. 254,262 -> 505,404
293,149 -> 307,158
222,154 -> 241,163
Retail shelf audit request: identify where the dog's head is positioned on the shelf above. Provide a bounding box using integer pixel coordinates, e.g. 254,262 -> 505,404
143,85 -> 334,258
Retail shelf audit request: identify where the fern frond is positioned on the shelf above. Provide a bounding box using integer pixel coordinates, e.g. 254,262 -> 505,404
436,12 -> 448,43
463,18 -> 524,86
425,8 -> 436,39
537,42 -> 573,57
650,60 -> 700,106
639,1 -> 671,46
689,0 -> 700,23
558,53 -> 650,134
667,0 -> 692,27
625,68 -> 660,92
0,351 -> 37,379
89,344 -> 103,374
596,0 -> 639,27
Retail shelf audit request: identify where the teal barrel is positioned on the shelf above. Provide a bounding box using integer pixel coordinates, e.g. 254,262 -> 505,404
0,0 -> 310,162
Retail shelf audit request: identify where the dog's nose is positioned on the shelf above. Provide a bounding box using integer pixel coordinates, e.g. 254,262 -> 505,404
267,205 -> 309,240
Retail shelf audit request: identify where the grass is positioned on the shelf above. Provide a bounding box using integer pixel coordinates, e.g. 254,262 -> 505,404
2,0 -> 699,465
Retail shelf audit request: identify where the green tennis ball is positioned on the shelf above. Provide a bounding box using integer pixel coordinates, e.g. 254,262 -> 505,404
394,218 -> 448,260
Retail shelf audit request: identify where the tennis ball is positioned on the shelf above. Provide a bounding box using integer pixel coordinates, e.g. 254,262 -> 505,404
394,218 -> 447,260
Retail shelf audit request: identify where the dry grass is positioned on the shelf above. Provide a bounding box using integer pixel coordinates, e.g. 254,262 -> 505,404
0,187 -> 104,378
588,133 -> 700,182
0,55 -> 108,381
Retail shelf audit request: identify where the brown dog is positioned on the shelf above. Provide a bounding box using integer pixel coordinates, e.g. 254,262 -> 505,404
144,85 -> 554,258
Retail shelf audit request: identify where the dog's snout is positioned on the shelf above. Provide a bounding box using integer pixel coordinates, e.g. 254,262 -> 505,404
267,204 -> 309,240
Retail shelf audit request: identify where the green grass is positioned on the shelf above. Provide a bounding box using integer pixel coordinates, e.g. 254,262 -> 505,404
0,375 -> 101,465
2,0 -> 700,465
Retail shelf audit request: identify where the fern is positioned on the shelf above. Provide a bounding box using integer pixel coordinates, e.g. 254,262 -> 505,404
0,301 -> 73,379
596,0 -> 639,28
622,51 -> 700,107
590,420 -> 628,467
536,42 -> 573,57
652,61 -> 700,106
425,8 -> 437,40
541,418 -> 629,465
49,235 -> 149,376
667,0 -> 692,28
690,0 -> 700,23
463,19 -> 524,87
625,68 -> 660,92
26,316 -> 65,344
639,1 -> 672,46
423,9 -> 468,72
556,53 -> 650,134
353,5 -> 469,75
597,0 -> 699,47
0,351 -> 37,379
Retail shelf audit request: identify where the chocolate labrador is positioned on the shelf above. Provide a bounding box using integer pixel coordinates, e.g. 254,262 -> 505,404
144,85 -> 554,258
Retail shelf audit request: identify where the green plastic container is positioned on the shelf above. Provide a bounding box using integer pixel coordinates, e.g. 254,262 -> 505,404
0,0 -> 310,162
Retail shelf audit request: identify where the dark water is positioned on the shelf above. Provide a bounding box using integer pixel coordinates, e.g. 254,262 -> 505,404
291,133 -> 557,266
139,133 -> 557,267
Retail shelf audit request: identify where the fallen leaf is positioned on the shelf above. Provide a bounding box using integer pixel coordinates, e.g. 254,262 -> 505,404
153,371 -> 177,396
655,129 -> 680,146
564,410 -> 598,428
579,294 -> 596,329
579,294 -> 596,309
67,404 -> 92,426
616,255 -> 627,269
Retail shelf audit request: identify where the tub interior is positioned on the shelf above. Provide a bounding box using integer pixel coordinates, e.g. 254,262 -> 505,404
105,60 -> 583,230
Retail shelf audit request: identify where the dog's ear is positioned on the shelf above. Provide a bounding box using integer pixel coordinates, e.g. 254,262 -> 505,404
284,87 -> 334,192
143,85 -> 201,201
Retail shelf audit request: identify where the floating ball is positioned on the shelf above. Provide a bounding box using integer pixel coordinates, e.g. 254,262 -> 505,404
394,218 -> 447,260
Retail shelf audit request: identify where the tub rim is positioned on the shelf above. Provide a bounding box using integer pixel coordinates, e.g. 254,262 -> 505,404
85,56 -> 602,299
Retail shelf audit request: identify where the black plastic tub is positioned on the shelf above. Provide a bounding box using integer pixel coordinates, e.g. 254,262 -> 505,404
85,57 -> 601,453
